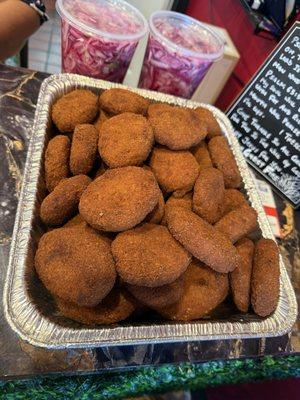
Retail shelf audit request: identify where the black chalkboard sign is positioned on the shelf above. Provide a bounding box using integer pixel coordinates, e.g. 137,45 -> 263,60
227,22 -> 300,208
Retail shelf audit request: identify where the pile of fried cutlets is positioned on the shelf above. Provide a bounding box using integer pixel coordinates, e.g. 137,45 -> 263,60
34,88 -> 280,326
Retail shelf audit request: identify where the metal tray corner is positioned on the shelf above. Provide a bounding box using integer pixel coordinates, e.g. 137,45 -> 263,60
3,74 -> 298,349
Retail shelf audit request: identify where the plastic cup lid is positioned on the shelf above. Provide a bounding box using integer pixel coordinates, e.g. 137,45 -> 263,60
149,11 -> 224,60
56,0 -> 148,41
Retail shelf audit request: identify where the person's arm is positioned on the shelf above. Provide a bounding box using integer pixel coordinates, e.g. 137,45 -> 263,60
0,0 -> 40,61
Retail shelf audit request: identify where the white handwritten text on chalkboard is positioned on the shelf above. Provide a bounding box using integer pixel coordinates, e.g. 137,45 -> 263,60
227,23 -> 300,207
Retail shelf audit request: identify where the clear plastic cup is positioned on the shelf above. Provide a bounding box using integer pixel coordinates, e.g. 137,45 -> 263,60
138,11 -> 224,99
56,0 -> 148,82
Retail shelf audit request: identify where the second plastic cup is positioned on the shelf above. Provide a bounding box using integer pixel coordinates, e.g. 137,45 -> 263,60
138,11 -> 224,99
56,0 -> 148,82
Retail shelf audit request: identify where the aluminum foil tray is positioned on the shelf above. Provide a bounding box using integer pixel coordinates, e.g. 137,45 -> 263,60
3,74 -> 297,349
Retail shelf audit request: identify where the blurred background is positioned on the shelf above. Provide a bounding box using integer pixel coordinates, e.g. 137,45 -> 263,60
25,0 -> 300,110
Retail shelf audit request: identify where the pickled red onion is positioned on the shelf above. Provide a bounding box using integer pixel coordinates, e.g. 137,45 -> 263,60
59,0 -> 144,82
63,0 -> 143,35
139,34 -> 212,99
139,14 -> 223,98
153,17 -> 221,54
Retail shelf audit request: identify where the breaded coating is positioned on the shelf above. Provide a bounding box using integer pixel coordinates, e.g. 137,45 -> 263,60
94,161 -> 107,178
165,207 -> 239,273
79,166 -> 160,232
112,223 -> 191,287
99,88 -> 150,115
157,259 -> 229,321
45,135 -> 70,192
194,107 -> 222,139
35,226 -> 116,307
70,124 -> 98,175
166,192 -> 193,210
63,214 -> 116,240
99,113 -> 154,168
52,89 -> 98,132
64,214 -> 86,228
161,192 -> 192,225
55,288 -> 136,325
142,164 -> 153,172
94,109 -> 109,133
40,175 -> 91,226
126,274 -> 184,309
224,189 -> 248,214
251,238 -> 280,317
192,167 -> 225,224
147,102 -> 174,118
149,107 -> 207,150
150,147 -> 199,196
230,238 -> 254,312
208,136 -> 241,188
144,188 -> 165,224
191,141 -> 213,169
215,204 -> 258,243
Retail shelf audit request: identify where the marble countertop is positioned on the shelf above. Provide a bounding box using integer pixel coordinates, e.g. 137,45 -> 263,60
0,64 -> 299,380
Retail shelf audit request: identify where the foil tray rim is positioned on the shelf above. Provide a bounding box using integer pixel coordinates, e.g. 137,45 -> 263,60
3,73 -> 297,349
